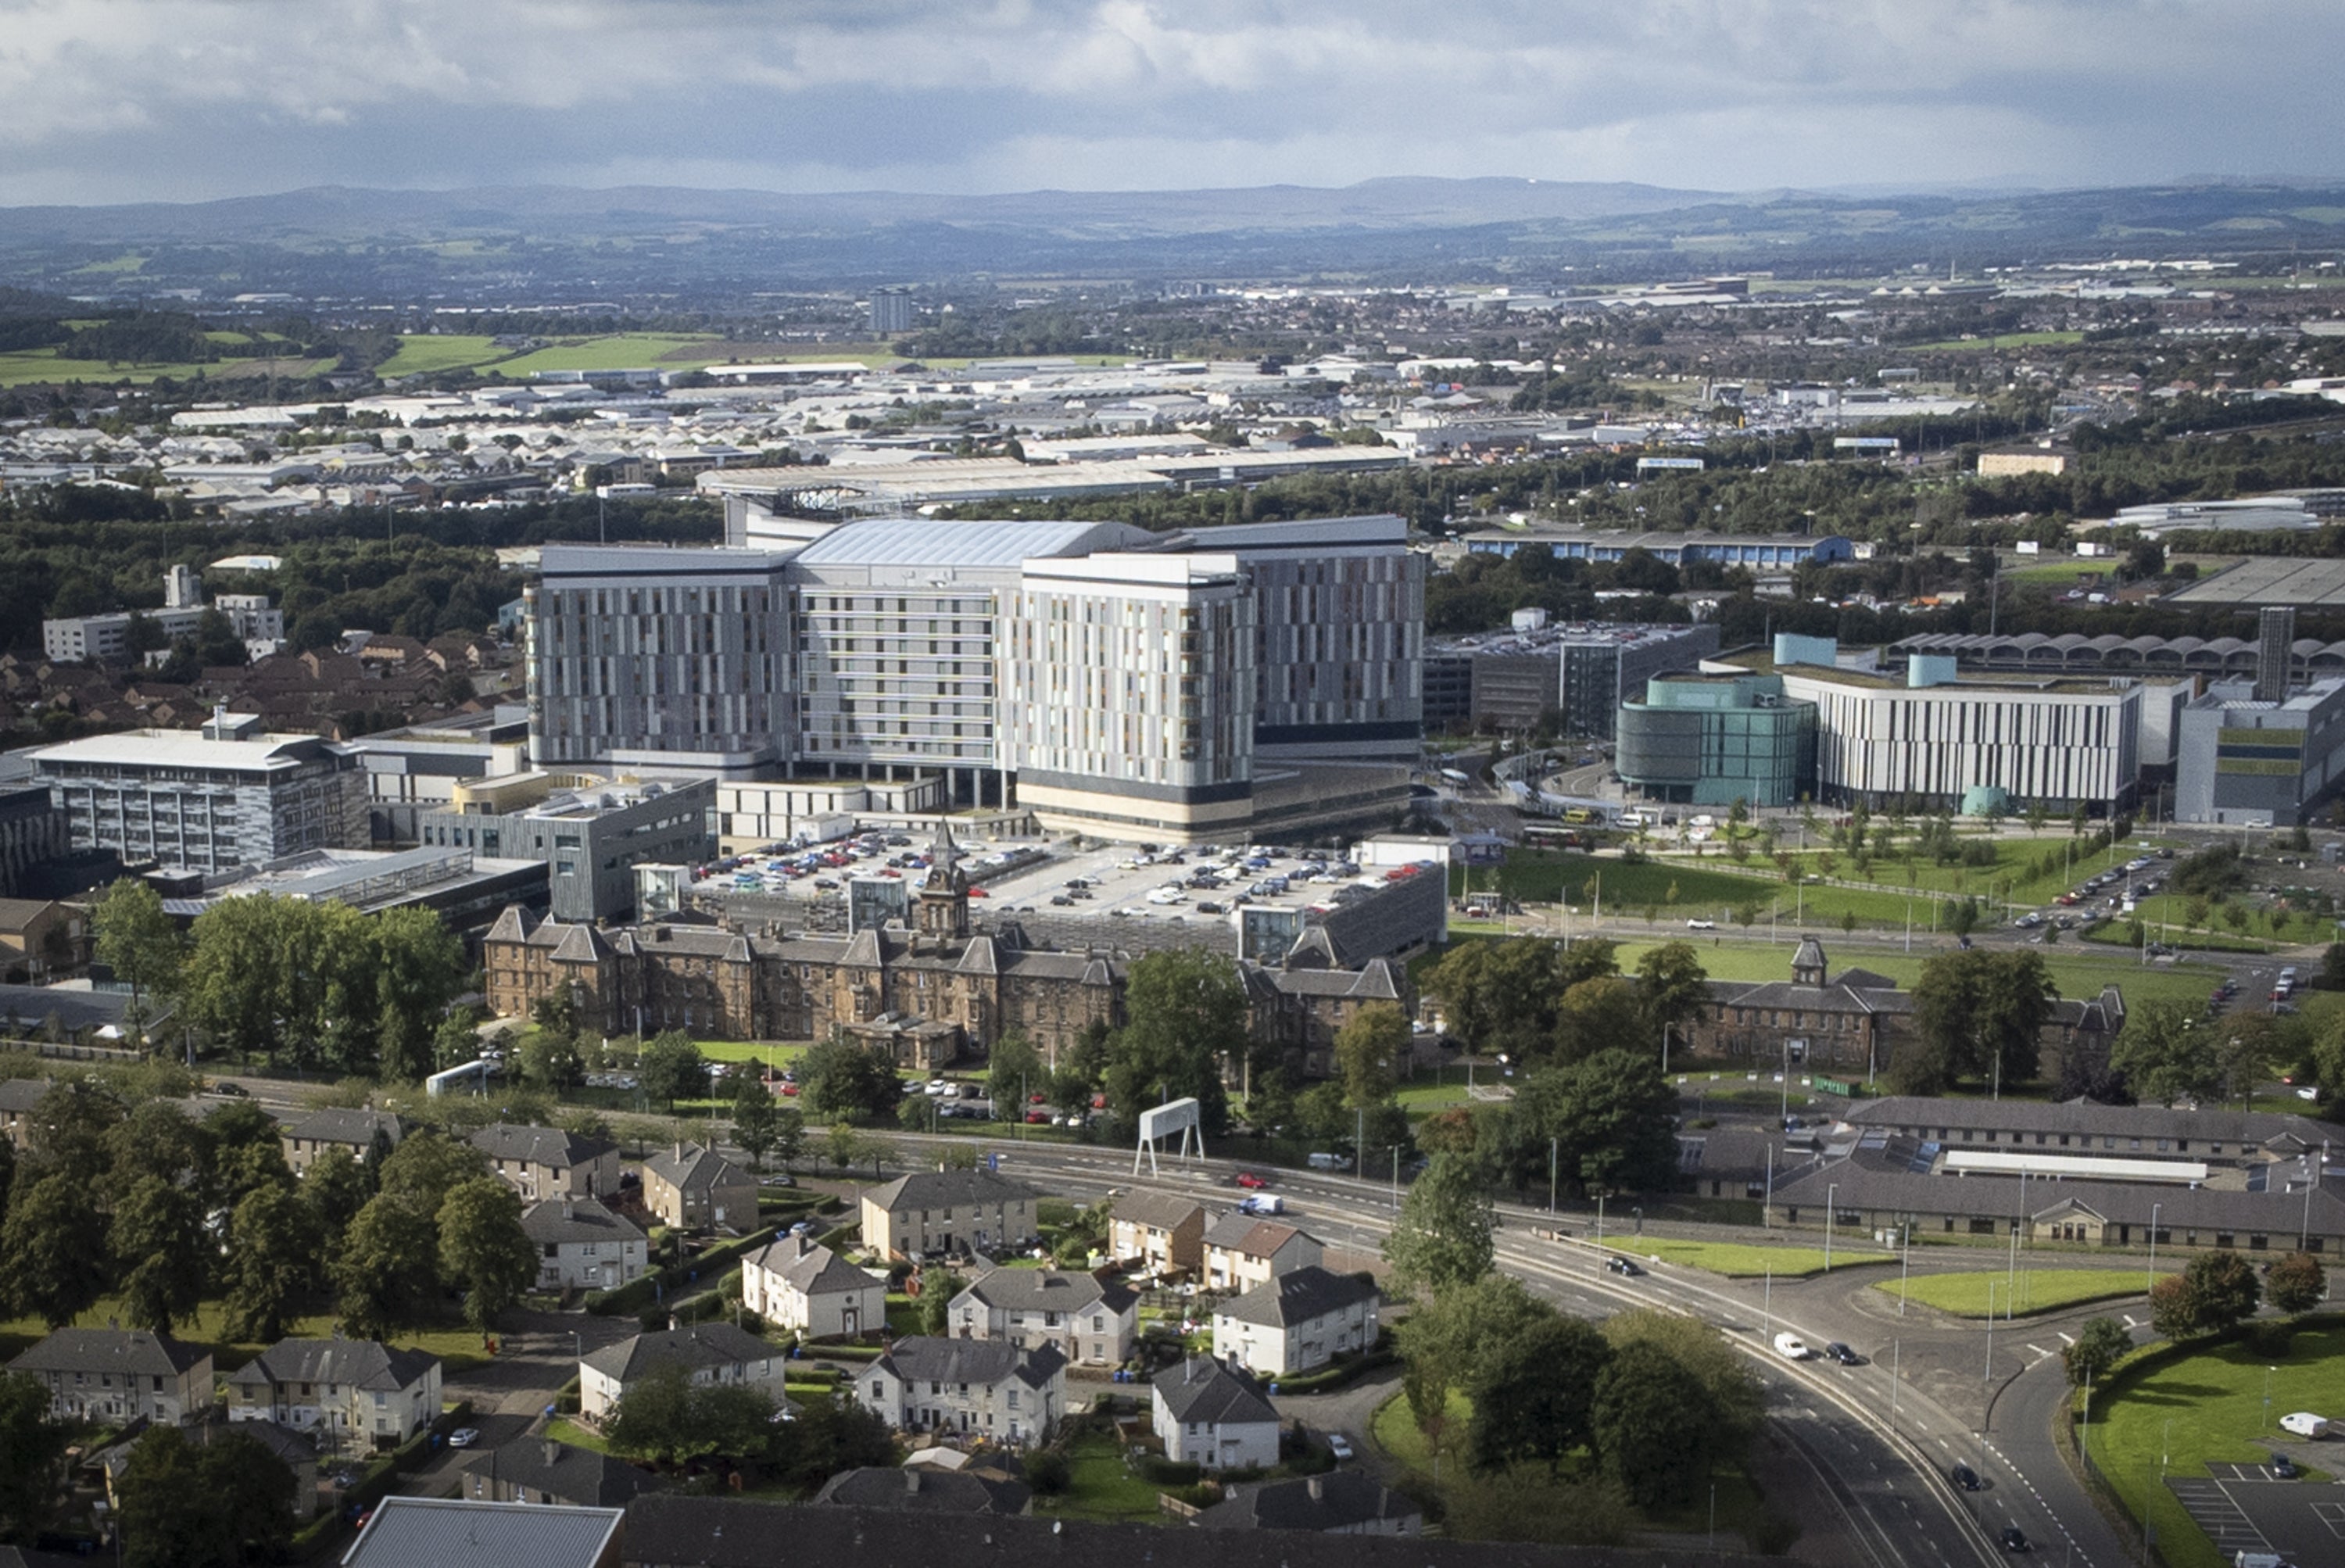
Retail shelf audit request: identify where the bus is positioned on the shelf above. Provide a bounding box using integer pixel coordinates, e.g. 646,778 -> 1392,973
1520,824 -> 1584,850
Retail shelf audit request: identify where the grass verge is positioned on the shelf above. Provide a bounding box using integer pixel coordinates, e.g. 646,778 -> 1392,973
1624,1239 -> 1891,1277
1875,1266 -> 2168,1318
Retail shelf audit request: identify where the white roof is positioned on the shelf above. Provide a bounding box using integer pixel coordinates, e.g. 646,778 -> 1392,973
1943,1150 -> 2209,1184
793,517 -> 1147,569
28,729 -> 329,774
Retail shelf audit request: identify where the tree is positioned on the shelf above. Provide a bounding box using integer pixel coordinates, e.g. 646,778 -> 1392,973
2152,1250 -> 2261,1340
113,1425 -> 295,1568
90,877 -> 182,1047
1399,1274 -> 1550,1455
799,1033 -> 904,1124
333,1194 -> 439,1339
1104,948 -> 1251,1133
23,1076 -> 125,1184
1507,1049 -> 1681,1201
1333,1002 -> 1409,1108
1590,1340 -> 1720,1511
369,905 -> 466,1082
0,1371 -> 68,1541
2112,1001 -> 2221,1107
986,1032 -> 1044,1114
436,1177 -> 535,1334
1468,1313 -> 1612,1475
731,1078 -> 784,1171
110,1176 -> 209,1334
605,1359 -> 781,1467
1634,941 -> 1709,1039
639,1030 -> 707,1112
1384,1152 -> 1494,1294
2,1173 -> 110,1327
220,1183 -> 324,1344
1903,949 -> 2055,1094
919,1268 -> 965,1335
1600,1307 -> 1763,1454
302,1145 -> 372,1247
520,1026 -> 585,1091
2266,1251 -> 2326,1315
2063,1316 -> 2132,1388
1552,977 -> 1645,1065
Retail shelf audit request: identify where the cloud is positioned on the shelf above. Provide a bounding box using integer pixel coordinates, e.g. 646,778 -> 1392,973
0,0 -> 2338,204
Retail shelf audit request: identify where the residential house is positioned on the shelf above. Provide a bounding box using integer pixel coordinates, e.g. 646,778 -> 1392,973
1196,1473 -> 1423,1535
1152,1356 -> 1280,1470
857,1335 -> 1067,1445
0,898 -> 87,983
1203,1214 -> 1323,1294
521,1199 -> 650,1293
106,1412 -> 321,1520
462,1437 -> 672,1509
861,1168 -> 1040,1260
0,1076 -> 45,1150
739,1233 -> 884,1340
280,1107 -> 407,1178
224,1338 -> 444,1451
1110,1191 -> 1206,1277
1212,1266 -> 1381,1379
948,1268 -> 1137,1366
812,1467 -> 1031,1516
6,1329 -> 213,1425
470,1122 -> 621,1201
639,1142 -> 757,1232
579,1323 -> 790,1423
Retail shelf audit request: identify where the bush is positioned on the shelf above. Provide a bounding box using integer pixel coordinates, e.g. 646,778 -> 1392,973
2247,1318 -> 2298,1358
1136,1455 -> 1201,1486
1025,1448 -> 1071,1495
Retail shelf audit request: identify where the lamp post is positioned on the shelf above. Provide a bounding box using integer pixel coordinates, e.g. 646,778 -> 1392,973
1899,1220 -> 1913,1316
2264,1364 -> 2276,1430
1391,1144 -> 1404,1214
1548,1137 -> 1559,1215
1825,1182 -> 1839,1271
2148,1201 -> 2163,1294
1596,1190 -> 1607,1245
1661,1021 -> 1677,1077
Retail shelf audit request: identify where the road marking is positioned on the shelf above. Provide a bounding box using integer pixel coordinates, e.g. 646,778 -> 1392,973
2057,1331 -> 2076,1344
2123,1315 -> 2139,1328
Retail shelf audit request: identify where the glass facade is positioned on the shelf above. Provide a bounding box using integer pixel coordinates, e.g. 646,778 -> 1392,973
1616,675 -> 1816,807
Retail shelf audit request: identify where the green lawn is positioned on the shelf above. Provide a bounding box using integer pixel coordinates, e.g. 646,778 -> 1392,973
1624,1239 -> 1890,1278
1040,1430 -> 1170,1523
376,334 -> 509,377
1605,936 -> 2231,1013
2085,1324 -> 2345,1568
493,333 -> 729,376
1875,1266 -> 2168,1318
1907,331 -> 2085,351
544,1416 -> 614,1455
1372,1385 -> 1470,1471
0,349 -> 333,387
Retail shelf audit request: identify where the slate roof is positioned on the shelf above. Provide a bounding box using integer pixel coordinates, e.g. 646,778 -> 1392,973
958,1269 -> 1136,1316
876,1335 -> 1066,1390
582,1323 -> 781,1385
1841,1095 -> 2345,1151
469,1122 -> 616,1169
812,1466 -> 1030,1515
643,1142 -> 750,1194
1215,1266 -> 1379,1330
281,1107 -> 407,1148
1203,1214 -> 1312,1257
1112,1191 -> 1206,1231
8,1328 -> 208,1380
462,1439 -> 672,1508
1152,1357 -> 1277,1427
237,1337 -> 439,1394
620,1495 -> 1785,1568
520,1199 -> 647,1248
867,1167 -> 1040,1215
1197,1472 -> 1421,1533
743,1234 -> 877,1298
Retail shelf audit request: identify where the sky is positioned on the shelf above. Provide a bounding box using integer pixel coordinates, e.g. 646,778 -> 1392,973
2,0 -> 2340,206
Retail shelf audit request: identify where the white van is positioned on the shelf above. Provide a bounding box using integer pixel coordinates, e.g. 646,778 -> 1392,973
1773,1333 -> 1810,1362
1306,1152 -> 1351,1172
2279,1411 -> 2329,1439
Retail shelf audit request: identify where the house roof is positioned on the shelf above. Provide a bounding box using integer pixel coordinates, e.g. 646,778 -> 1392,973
582,1323 -> 782,1385
866,1167 -> 1040,1215
7,1328 -> 208,1380
234,1337 -> 439,1394
1215,1266 -> 1380,1330
520,1199 -> 647,1248
1841,1095 -> 2345,1151
812,1466 -> 1030,1515
957,1269 -> 1136,1317
469,1122 -> 616,1169
743,1235 -> 879,1298
1152,1357 -> 1277,1427
342,1498 -> 624,1568
1197,1472 -> 1421,1533
461,1439 -> 672,1508
1112,1191 -> 1206,1232
1203,1214 -> 1314,1257
877,1335 -> 1066,1390
281,1107 -> 407,1148
642,1142 -> 750,1194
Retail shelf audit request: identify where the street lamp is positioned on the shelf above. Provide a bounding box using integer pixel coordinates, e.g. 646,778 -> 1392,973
2265,1365 -> 2276,1430
2148,1201 -> 2163,1294
1661,1021 -> 1678,1077
1548,1137 -> 1559,1215
1825,1182 -> 1839,1271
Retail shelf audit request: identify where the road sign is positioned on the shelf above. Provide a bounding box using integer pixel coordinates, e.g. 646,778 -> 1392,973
1813,1076 -> 1853,1097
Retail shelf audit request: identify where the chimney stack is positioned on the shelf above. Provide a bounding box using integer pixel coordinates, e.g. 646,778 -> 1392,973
544,1438 -> 560,1466
1307,1475 -> 1324,1501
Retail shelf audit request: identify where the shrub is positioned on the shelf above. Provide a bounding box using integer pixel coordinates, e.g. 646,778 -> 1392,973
1026,1448 -> 1071,1495
1136,1455 -> 1201,1486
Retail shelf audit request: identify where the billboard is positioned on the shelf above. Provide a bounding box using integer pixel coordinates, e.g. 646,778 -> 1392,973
1133,1096 -> 1204,1175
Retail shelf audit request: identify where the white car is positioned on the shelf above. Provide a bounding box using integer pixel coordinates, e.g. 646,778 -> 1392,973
1326,1433 -> 1354,1462
1773,1333 -> 1810,1362
2279,1411 -> 2331,1439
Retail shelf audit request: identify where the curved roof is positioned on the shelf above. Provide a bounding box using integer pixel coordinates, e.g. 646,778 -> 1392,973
792,517 -> 1147,568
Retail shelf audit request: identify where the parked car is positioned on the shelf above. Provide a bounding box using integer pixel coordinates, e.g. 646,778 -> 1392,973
448,1428 -> 479,1448
2272,1453 -> 2299,1478
1326,1434 -> 1354,1462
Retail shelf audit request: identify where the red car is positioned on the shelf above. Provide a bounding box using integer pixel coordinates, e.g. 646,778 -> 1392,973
1234,1171 -> 1269,1190
780,1082 -> 800,1096
1025,1110 -> 1050,1124
968,886 -> 988,898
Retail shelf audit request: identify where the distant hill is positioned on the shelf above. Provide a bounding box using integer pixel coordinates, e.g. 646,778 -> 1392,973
2,177 -> 2340,300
